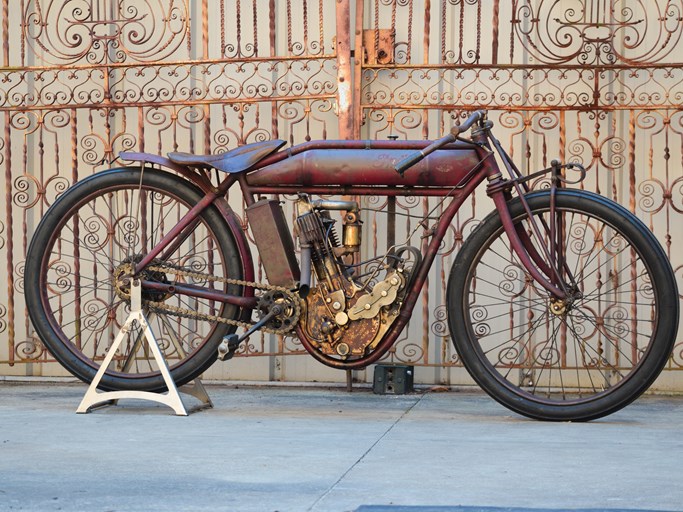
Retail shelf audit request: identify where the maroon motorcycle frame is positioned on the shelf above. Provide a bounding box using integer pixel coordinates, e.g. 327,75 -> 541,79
118,110 -> 574,369
24,104 -> 680,422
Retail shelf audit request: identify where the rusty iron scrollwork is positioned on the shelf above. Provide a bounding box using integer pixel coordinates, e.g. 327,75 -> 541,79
0,0 -> 681,380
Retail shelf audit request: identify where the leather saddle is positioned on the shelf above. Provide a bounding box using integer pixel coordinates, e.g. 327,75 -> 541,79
167,139 -> 286,173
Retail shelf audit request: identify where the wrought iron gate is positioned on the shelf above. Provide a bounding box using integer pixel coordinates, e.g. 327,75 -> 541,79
354,0 -> 683,385
0,1 -> 681,385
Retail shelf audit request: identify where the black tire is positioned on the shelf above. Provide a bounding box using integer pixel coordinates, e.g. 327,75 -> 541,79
25,168 -> 243,392
448,190 -> 679,421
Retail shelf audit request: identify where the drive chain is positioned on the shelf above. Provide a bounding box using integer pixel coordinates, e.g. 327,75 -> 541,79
116,261 -> 301,335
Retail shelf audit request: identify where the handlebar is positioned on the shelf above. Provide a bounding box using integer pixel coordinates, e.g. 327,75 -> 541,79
450,109 -> 487,136
394,110 -> 487,176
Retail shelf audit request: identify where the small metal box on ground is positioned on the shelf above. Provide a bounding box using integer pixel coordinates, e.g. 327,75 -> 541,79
373,364 -> 414,394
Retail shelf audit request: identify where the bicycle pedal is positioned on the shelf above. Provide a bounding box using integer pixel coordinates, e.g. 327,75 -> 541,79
217,334 -> 241,361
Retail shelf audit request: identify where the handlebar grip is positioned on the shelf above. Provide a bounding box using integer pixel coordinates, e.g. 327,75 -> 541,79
394,151 -> 427,176
393,110 -> 487,176
394,132 -> 457,175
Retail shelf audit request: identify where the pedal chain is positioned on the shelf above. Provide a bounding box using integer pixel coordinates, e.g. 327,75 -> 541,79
120,262 -> 301,336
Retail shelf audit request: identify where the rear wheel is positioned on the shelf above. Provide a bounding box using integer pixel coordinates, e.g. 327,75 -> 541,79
25,168 -> 243,391
448,190 -> 678,421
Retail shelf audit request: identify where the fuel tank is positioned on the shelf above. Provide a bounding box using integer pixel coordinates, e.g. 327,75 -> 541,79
247,141 -> 484,188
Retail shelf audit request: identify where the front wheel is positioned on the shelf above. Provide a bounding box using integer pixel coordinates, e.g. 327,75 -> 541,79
448,190 -> 679,421
25,168 -> 244,392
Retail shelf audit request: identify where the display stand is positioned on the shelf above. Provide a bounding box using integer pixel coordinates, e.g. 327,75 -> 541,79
76,280 -> 212,416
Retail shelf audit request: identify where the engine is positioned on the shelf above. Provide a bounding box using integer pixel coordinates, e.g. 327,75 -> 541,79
295,195 -> 409,359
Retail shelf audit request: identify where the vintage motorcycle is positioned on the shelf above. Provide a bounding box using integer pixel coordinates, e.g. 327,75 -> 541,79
25,110 -> 679,421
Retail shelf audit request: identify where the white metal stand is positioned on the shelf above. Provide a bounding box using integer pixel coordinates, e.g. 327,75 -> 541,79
76,281 -> 212,416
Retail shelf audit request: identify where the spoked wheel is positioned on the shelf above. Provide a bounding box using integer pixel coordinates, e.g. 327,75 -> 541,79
448,190 -> 678,421
25,168 -> 243,392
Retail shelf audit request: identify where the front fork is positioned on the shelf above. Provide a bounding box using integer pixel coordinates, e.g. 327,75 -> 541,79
480,129 -> 582,301
488,186 -> 568,300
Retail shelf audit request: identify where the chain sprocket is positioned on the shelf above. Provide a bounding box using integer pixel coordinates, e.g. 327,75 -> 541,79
113,260 -> 302,335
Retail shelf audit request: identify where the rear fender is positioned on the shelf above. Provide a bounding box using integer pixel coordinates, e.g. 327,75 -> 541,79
120,151 -> 215,194
120,151 -> 256,299
213,197 -> 256,290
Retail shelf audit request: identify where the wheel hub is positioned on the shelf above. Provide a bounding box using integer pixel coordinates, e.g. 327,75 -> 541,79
549,298 -> 568,316
113,258 -> 173,303
549,286 -> 583,316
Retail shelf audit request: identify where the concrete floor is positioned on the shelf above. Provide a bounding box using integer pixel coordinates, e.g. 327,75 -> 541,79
0,381 -> 681,512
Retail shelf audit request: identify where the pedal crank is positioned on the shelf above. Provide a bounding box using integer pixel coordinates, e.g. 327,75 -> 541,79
217,334 -> 240,361
217,305 -> 283,361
